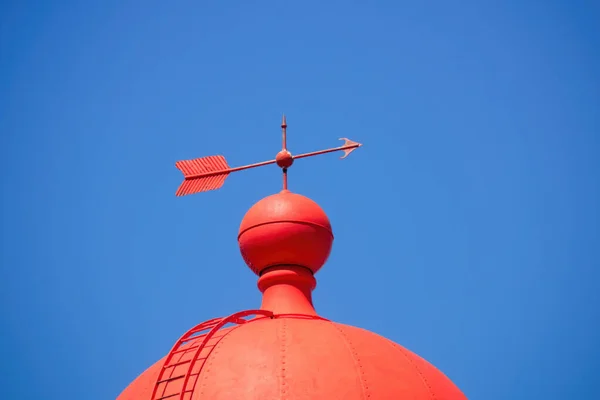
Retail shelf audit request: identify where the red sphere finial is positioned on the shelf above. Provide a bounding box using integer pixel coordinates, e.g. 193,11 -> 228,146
238,190 -> 334,276
276,150 -> 293,168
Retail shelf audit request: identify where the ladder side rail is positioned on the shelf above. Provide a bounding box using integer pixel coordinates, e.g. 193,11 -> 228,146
151,316 -> 224,400
150,310 -> 273,400
178,309 -> 274,399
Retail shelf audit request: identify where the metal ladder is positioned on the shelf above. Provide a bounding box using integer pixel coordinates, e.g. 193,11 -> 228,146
151,309 -> 274,400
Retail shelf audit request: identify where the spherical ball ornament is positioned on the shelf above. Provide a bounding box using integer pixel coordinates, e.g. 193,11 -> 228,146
275,150 -> 294,168
238,190 -> 333,275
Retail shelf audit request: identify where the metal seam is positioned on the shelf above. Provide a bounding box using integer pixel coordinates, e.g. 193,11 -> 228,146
332,324 -> 370,400
237,220 -> 334,239
198,326 -> 239,398
280,319 -> 288,400
386,339 -> 437,400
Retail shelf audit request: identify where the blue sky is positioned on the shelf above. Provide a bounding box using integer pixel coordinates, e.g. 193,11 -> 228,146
1,1 -> 598,399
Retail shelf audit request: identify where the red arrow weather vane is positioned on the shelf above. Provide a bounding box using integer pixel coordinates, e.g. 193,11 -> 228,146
175,116 -> 362,196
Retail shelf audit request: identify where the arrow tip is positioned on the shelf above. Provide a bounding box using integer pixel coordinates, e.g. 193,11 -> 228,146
339,138 -> 362,159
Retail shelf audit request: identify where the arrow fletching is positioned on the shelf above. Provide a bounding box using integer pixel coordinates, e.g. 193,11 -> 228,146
175,155 -> 230,196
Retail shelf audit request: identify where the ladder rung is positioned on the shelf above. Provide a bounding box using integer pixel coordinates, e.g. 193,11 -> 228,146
172,345 -> 199,355
155,393 -> 179,400
187,329 -> 210,336
184,331 -> 226,341
157,374 -> 185,384
193,329 -> 230,340
201,317 -> 224,325
188,316 -> 246,333
155,390 -> 191,400
164,359 -> 191,369
184,330 -> 206,338
180,335 -> 205,343
173,340 -> 219,356
180,332 -> 224,344
165,354 -> 211,370
188,322 -> 221,335
155,387 -> 196,400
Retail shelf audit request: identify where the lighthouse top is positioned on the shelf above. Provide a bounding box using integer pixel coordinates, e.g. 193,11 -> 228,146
116,117 -> 468,400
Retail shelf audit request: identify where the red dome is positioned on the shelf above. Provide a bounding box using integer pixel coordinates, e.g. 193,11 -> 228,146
238,190 -> 333,275
117,188 -> 467,400
119,317 -> 466,400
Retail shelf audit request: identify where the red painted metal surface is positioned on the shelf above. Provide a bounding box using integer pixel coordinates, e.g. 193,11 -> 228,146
150,310 -> 273,400
120,316 -> 467,400
238,190 -> 333,276
174,116 -> 362,196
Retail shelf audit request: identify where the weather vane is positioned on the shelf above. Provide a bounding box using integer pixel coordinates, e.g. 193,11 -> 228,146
175,115 -> 362,196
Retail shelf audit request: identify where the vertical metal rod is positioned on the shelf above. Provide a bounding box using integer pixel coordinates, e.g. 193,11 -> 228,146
281,114 -> 288,190
281,114 -> 287,150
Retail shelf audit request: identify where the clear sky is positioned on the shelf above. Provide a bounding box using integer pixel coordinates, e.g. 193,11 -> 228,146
1,1 -> 598,399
